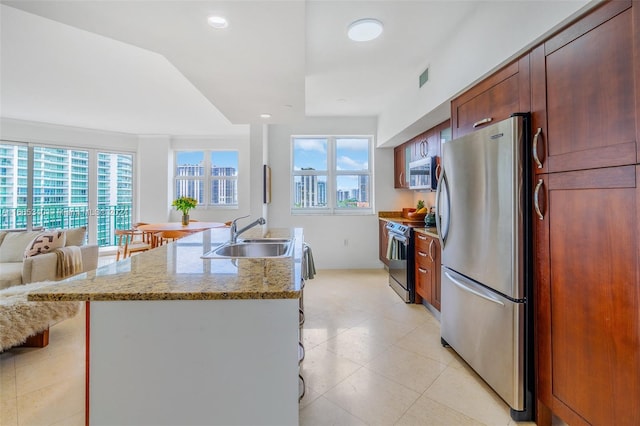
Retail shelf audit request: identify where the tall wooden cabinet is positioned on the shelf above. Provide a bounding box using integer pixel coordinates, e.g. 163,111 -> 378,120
534,167 -> 639,426
531,2 -> 640,425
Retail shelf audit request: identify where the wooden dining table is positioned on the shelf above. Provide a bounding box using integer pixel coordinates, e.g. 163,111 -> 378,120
137,222 -> 228,248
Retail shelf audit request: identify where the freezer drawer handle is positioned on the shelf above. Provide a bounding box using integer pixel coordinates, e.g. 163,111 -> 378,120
445,271 -> 505,306
534,179 -> 545,221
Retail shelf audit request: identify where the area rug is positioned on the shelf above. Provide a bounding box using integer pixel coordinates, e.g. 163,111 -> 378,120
0,281 -> 82,351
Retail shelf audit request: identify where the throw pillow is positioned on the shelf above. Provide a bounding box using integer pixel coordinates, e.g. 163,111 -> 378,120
0,231 -> 44,262
64,227 -> 87,246
0,231 -> 7,246
24,231 -> 66,258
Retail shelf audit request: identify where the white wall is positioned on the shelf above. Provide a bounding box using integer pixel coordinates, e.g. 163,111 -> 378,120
138,136 -> 171,223
267,116 -> 413,269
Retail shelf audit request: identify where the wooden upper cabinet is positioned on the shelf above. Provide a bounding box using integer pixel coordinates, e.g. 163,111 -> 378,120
394,143 -> 410,189
451,55 -> 530,139
410,119 -> 451,162
531,0 -> 638,174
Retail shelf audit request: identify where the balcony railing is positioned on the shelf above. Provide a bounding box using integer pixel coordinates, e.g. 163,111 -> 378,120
0,205 -> 132,247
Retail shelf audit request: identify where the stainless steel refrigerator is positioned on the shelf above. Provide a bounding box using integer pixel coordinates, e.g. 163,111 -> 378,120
436,114 -> 533,421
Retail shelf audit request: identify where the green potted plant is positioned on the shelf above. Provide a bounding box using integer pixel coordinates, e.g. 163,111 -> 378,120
172,196 -> 197,225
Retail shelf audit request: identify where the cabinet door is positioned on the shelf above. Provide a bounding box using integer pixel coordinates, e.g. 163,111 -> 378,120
414,233 -> 432,302
451,55 -> 530,139
394,145 -> 408,188
415,261 -> 432,304
430,237 -> 441,311
531,0 -> 638,174
534,166 -> 640,426
379,220 -> 390,266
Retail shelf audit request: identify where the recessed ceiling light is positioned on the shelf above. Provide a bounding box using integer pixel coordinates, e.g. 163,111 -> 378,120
260,113 -> 272,119
207,16 -> 228,29
347,18 -> 383,42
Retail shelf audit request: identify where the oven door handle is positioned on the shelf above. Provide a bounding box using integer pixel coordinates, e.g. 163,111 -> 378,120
388,233 -> 407,245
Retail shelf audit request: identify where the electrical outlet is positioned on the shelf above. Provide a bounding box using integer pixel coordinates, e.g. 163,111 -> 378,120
343,239 -> 349,246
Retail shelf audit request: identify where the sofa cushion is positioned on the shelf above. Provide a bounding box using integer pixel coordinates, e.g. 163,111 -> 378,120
0,262 -> 23,289
64,227 -> 87,247
24,231 -> 66,258
0,231 -> 43,263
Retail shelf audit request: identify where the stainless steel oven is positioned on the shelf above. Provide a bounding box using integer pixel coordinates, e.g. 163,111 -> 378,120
385,221 -> 415,303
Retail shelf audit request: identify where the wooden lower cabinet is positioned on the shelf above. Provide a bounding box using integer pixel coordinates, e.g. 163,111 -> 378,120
414,231 -> 441,311
534,166 -> 640,426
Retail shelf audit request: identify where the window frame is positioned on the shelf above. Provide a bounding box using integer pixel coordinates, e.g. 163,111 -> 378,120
173,149 -> 239,209
290,135 -> 374,215
0,140 -> 137,246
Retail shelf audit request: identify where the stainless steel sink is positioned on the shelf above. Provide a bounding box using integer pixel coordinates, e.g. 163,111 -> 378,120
202,239 -> 293,259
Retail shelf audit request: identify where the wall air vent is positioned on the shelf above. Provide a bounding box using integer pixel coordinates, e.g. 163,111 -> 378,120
419,67 -> 429,88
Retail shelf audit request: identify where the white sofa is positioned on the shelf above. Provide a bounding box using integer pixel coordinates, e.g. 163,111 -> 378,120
0,227 -> 99,290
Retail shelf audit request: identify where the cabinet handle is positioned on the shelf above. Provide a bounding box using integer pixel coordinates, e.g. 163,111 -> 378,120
428,239 -> 434,262
532,127 -> 543,169
417,234 -> 427,241
418,267 -> 427,274
472,117 -> 493,128
398,171 -> 404,187
435,163 -> 441,180
534,179 -> 545,221
418,251 -> 428,257
422,141 -> 427,157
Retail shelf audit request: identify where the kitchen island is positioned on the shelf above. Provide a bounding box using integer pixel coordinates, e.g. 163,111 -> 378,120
28,227 -> 303,426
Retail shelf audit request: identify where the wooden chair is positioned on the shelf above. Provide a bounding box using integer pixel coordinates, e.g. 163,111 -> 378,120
153,230 -> 194,247
131,222 -> 154,245
115,229 -> 152,260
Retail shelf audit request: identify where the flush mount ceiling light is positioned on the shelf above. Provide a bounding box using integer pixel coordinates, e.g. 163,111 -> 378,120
207,16 -> 228,29
347,18 -> 383,42
260,113 -> 272,119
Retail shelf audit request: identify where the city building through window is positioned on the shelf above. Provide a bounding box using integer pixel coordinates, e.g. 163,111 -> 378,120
0,142 -> 135,246
174,150 -> 238,207
291,136 -> 372,214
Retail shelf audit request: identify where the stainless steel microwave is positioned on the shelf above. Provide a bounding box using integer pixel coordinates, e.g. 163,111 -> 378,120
409,156 -> 437,190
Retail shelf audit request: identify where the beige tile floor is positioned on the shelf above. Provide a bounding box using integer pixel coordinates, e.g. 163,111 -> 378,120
1,262 -> 548,425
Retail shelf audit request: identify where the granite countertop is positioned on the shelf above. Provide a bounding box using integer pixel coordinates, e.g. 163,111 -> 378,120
28,228 -> 303,302
379,211 -> 438,235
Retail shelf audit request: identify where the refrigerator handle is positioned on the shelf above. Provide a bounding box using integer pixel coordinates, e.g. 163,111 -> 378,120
444,271 -> 505,306
435,169 -> 450,248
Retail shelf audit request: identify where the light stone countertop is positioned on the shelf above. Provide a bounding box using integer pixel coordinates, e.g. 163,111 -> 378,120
28,227 -> 303,302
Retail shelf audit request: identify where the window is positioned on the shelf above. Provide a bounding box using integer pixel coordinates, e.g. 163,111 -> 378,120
0,142 -> 135,246
174,150 -> 238,207
291,136 -> 372,214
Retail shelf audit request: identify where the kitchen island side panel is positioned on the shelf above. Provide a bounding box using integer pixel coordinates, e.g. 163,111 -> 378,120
89,299 -> 299,426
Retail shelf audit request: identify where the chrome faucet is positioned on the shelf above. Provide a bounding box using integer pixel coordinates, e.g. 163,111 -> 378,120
230,215 -> 266,243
